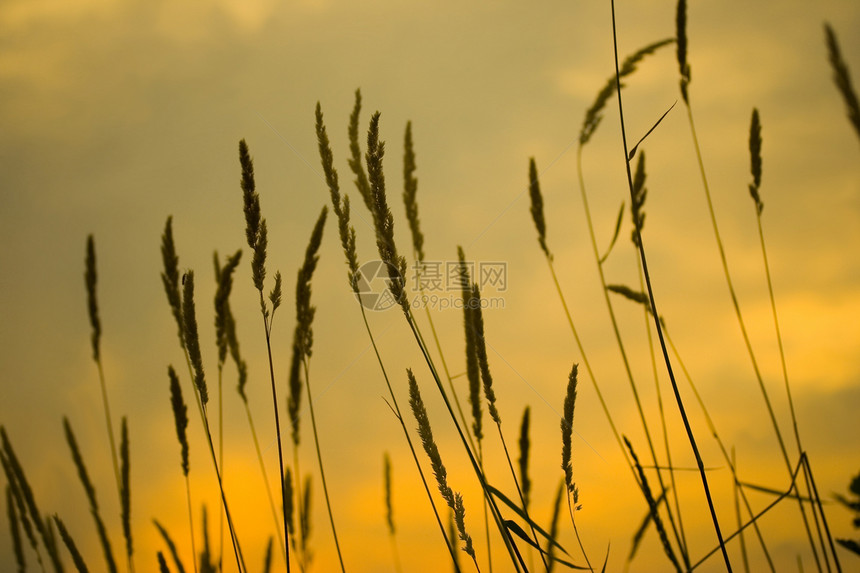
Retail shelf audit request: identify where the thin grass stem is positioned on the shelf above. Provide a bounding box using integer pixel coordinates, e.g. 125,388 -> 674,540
575,143 -> 689,568
610,1 -> 731,568
301,359 -> 346,572
241,400 -> 287,560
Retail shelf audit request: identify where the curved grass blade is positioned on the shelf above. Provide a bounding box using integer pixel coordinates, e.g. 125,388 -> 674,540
503,520 -> 587,570
598,202 -> 626,265
627,102 -> 677,161
486,484 -> 569,555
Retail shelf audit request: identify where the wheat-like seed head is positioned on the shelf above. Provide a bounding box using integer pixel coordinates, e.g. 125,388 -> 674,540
458,247 -> 483,443
471,283 -> 500,425
631,152 -> 648,247
316,103 -> 360,292
168,366 -> 189,476
384,452 -> 395,536
407,370 -> 476,560
528,158 -> 550,259
453,492 -> 475,561
518,406 -> 531,510
239,139 -> 270,299
825,23 -> 860,142
561,364 -> 578,494
161,217 -> 184,349
288,207 -> 328,447
85,235 -> 101,362
366,112 -> 408,312
748,108 -> 764,215
348,89 -> 374,212
676,0 -> 691,104
181,271 -> 208,406
120,417 -> 132,561
402,121 -> 425,263
214,250 -> 242,368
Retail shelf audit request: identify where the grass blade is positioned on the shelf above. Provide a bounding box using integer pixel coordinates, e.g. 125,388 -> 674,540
54,515 -> 90,573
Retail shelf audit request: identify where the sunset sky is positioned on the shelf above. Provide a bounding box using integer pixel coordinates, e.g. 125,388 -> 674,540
1,0 -> 858,571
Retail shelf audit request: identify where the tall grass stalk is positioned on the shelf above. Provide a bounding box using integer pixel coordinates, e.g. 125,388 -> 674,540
528,159 -> 642,493
459,256 -> 491,573
572,36 -> 690,566
218,250 -> 287,563
401,119 -> 475,460
610,0 -> 731,568
471,282 -> 548,571
362,110 -> 523,569
407,370 -> 480,572
160,219 -> 246,572
747,110 -> 837,566
315,102 -> 461,569
84,236 -> 124,513
183,271 -> 246,572
627,155 -> 689,566
560,365 -> 592,571
675,2 -> 827,567
291,206 -> 348,572
237,139 -> 289,572
213,249 -> 242,571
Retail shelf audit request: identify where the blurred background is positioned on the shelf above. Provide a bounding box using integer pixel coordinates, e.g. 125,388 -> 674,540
1,0 -> 858,571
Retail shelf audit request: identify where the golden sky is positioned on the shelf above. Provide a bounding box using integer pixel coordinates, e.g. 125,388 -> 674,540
1,0 -> 858,571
